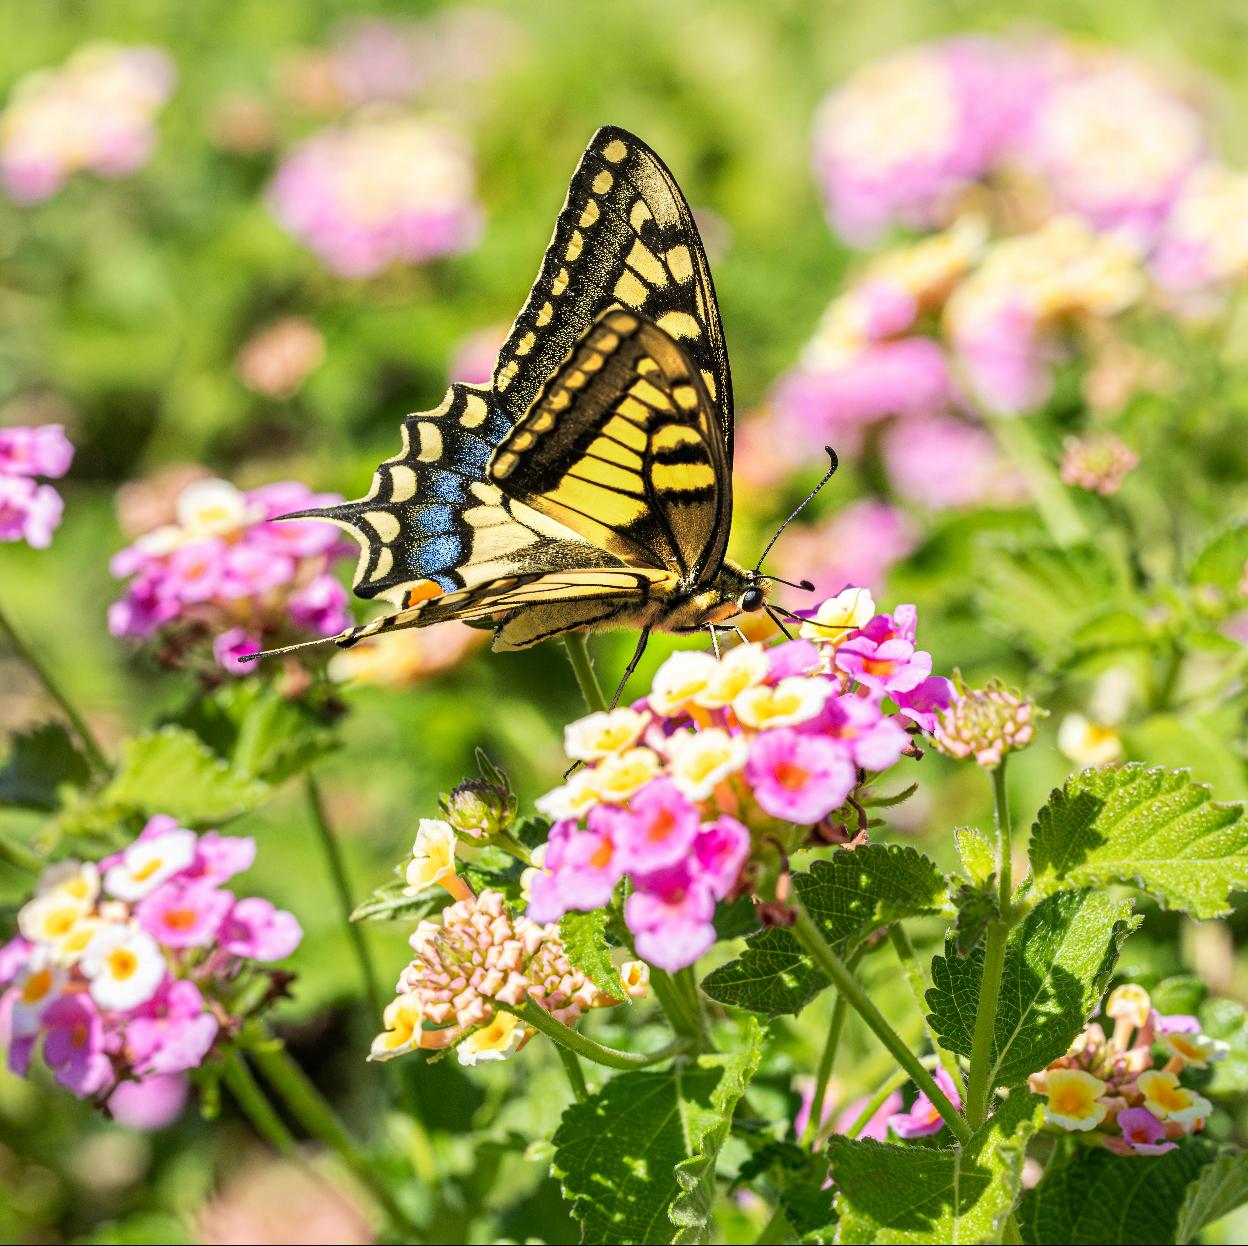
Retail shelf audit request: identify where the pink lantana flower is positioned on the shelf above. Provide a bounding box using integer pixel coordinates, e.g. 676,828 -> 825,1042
220,897 -> 303,962
836,622 -> 934,700
0,425 -> 73,478
108,1073 -> 189,1130
814,695 -> 910,771
0,475 -> 65,548
600,778 -> 700,874
892,676 -> 955,733
886,1066 -> 963,1138
691,817 -> 750,899
624,864 -> 717,972
526,816 -> 623,923
126,980 -> 220,1076
135,880 -> 233,948
40,993 -> 112,1096
1115,1106 -> 1177,1156
746,729 -> 856,824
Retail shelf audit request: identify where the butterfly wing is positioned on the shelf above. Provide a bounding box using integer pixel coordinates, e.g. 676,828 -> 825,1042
331,567 -> 673,652
491,309 -> 731,584
493,126 -> 733,459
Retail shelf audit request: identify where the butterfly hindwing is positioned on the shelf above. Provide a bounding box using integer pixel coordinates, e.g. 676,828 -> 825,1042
287,384 -> 623,608
493,126 -> 733,458
491,309 -> 731,584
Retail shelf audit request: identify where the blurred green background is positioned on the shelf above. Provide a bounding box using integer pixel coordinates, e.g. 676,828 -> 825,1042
3,1 -> 1248,1242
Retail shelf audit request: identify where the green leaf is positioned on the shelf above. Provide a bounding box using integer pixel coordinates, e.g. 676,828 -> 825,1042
1189,523 -> 1248,602
560,908 -> 625,999
703,845 -> 945,1016
979,540 -> 1129,661
0,722 -> 92,810
1029,764 -> 1248,919
827,1089 -> 1042,1244
927,891 -> 1138,1086
166,680 -> 337,785
350,877 -> 450,924
949,881 -> 999,958
1018,1141 -> 1218,1244
955,827 -> 996,886
103,727 -> 269,825
552,1021 -> 763,1244
1176,1150 -> 1248,1244
1122,714 -> 1248,802
734,1142 -> 832,1242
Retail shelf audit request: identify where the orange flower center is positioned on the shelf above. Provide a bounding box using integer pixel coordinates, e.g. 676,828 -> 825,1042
774,762 -> 811,791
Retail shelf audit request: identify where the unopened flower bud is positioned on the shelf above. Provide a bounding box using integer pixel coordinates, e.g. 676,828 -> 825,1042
442,779 -> 515,840
1060,433 -> 1138,497
934,675 -> 1042,769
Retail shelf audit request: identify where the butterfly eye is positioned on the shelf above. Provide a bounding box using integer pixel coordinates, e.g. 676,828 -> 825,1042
739,587 -> 765,613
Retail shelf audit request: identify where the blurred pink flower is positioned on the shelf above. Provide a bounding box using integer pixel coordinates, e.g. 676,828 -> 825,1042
887,1066 -> 962,1138
1,43 -> 175,203
882,414 -> 1023,510
40,993 -> 112,1096
108,1073 -> 189,1131
813,38 -> 1032,242
268,114 -> 483,277
775,500 -> 919,599
126,980 -> 219,1076
0,474 -> 64,548
0,424 -> 73,478
450,324 -> 507,386
135,879 -> 234,948
236,317 -> 325,400
220,897 -> 303,962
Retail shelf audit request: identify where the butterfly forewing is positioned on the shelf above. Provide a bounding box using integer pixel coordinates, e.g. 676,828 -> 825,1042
491,309 -> 731,584
493,126 -> 733,459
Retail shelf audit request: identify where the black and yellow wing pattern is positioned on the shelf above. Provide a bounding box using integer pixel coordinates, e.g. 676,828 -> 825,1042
286,126 -> 736,651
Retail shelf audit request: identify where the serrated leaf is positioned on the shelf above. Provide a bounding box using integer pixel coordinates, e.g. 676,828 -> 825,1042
552,1021 -> 762,1244
1029,764 -> 1248,919
980,541 -> 1129,660
927,891 -> 1138,1087
350,878 -> 450,924
1018,1141 -> 1218,1244
827,1090 -> 1042,1244
735,1142 -> 832,1242
1189,524 -> 1248,601
559,908 -> 625,999
955,827 -> 996,886
0,722 -> 92,810
703,844 -> 945,1016
950,881 -> 998,957
1176,1150 -> 1248,1244
166,680 -> 337,785
103,727 -> 269,824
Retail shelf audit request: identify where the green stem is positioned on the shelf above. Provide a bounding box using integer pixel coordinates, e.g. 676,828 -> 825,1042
251,1041 -> 416,1233
677,965 -> 711,1049
650,967 -> 708,1049
965,761 -> 1015,1130
801,946 -> 863,1148
989,416 -> 1088,547
1152,642 -> 1184,712
562,633 -> 608,713
0,599 -> 109,776
303,773 -> 384,1021
0,831 -> 42,873
222,1049 -> 298,1156
888,924 -> 965,1098
790,903 -> 971,1145
844,1068 -> 909,1140
555,1042 -> 589,1102
502,999 -> 694,1069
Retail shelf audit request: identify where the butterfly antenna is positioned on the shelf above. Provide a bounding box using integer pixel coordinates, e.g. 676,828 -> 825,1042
764,606 -> 795,641
235,633 -> 345,664
752,447 -> 839,573
758,575 -> 816,592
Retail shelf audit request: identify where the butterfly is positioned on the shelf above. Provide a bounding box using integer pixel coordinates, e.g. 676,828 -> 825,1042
252,127 -> 835,700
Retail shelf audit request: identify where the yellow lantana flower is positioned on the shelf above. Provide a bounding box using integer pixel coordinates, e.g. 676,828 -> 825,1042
369,993 -> 425,1062
1041,1068 -> 1109,1131
406,819 -> 472,901
1137,1069 -> 1212,1125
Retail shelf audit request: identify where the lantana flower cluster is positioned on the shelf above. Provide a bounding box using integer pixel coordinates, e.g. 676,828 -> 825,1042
525,589 -> 951,971
0,818 -> 300,1123
0,43 -> 175,204
1030,984 -> 1224,1155
109,475 -> 353,673
0,423 -> 73,549
267,113 -> 483,277
372,826 -> 646,1067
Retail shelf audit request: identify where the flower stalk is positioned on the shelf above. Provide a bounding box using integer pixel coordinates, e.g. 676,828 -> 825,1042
965,759 -> 1015,1129
0,598 -> 109,777
500,998 -> 695,1070
563,632 -> 608,714
791,901 -> 971,1144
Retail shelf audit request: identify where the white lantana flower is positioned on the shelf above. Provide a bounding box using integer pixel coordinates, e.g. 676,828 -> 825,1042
174,478 -> 254,539
534,769 -> 601,822
734,676 -> 832,729
8,950 -> 64,1037
80,923 -> 166,1011
695,644 -> 770,709
457,1009 -> 526,1066
667,728 -> 749,800
406,818 -> 471,901
648,650 -> 718,716
800,587 -> 875,646
563,707 -> 648,762
103,828 -> 197,902
592,748 -> 662,803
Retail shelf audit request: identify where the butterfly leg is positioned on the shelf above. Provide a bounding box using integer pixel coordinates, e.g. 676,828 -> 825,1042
707,623 -> 722,660
611,625 -> 652,709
